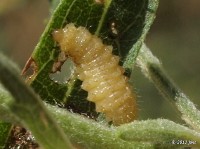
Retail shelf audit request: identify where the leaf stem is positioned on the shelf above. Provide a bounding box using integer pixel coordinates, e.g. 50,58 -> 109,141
136,44 -> 200,131
95,0 -> 112,35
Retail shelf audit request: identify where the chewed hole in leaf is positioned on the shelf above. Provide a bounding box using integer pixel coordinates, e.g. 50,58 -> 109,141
21,57 -> 38,81
49,59 -> 74,84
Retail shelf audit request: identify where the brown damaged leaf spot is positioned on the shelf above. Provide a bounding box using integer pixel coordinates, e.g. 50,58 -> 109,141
51,51 -> 68,73
21,57 -> 38,81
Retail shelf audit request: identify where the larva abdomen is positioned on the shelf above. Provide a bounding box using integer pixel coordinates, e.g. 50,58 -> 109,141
53,23 -> 137,125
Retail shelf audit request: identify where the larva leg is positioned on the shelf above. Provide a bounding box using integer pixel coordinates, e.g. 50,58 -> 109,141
53,23 -> 137,125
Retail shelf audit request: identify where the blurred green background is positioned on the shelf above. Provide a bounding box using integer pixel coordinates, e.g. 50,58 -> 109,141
0,0 -> 200,123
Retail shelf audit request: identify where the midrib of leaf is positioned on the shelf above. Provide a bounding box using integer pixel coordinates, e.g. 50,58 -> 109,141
95,0 -> 112,35
60,0 -> 78,26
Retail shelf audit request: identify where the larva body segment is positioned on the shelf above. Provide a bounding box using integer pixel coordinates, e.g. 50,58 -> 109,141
53,23 -> 137,125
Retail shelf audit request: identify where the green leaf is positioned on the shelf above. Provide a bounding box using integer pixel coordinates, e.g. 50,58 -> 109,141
47,105 -> 200,148
49,0 -> 61,13
27,0 -> 158,116
0,85 -> 12,149
45,104 -> 154,149
137,44 -> 200,132
0,122 -> 12,149
1,80 -> 200,148
117,119 -> 200,148
0,87 -> 152,149
0,53 -> 73,149
123,0 -> 159,68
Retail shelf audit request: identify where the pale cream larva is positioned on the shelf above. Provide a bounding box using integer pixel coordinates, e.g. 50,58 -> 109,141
53,23 -> 137,125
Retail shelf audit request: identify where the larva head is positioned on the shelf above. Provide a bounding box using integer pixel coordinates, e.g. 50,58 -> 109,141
53,23 -> 77,53
53,29 -> 64,43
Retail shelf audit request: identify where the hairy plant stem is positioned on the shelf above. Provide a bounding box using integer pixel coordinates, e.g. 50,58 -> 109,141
0,84 -> 154,149
0,53 -> 73,149
136,44 -> 200,131
1,87 -> 200,148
